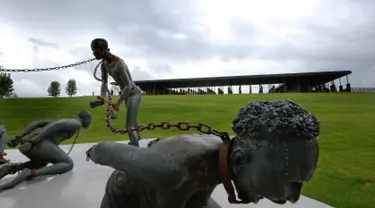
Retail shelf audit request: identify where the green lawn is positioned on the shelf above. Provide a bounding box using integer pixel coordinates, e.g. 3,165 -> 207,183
0,93 -> 374,208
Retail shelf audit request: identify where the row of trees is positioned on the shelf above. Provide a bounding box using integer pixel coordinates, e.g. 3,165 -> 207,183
0,72 -> 78,98
47,79 -> 77,97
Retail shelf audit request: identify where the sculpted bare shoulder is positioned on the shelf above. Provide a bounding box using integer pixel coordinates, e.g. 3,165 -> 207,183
87,100 -> 320,208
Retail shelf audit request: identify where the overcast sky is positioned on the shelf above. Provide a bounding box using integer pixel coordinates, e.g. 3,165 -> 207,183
0,0 -> 374,97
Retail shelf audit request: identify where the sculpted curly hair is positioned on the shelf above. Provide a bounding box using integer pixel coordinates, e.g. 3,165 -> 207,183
232,100 -> 320,145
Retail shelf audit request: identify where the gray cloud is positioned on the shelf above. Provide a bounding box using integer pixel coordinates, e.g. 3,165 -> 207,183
131,66 -> 154,80
32,45 -> 39,53
0,0 -> 374,98
28,37 -> 60,48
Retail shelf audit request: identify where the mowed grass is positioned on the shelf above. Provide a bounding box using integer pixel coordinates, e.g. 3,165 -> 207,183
0,93 -> 374,208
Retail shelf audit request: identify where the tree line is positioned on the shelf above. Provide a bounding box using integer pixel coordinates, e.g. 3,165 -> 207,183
0,73 -> 78,98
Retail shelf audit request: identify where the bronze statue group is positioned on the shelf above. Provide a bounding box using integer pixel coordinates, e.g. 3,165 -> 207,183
0,39 -> 321,208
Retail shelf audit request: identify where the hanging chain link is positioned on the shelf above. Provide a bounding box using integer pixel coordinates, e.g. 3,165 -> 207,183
0,58 -> 96,73
90,62 -> 231,141
0,58 -> 230,142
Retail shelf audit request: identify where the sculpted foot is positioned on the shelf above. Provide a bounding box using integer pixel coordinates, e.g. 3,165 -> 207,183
0,158 -> 10,165
0,163 -> 21,179
128,140 -> 139,147
128,131 -> 140,147
0,168 -> 32,193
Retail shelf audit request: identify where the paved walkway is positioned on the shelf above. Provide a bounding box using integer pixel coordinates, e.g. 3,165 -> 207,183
0,139 -> 333,208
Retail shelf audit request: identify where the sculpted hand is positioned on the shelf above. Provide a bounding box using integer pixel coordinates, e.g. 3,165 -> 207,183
7,136 -> 22,148
112,103 -> 119,111
7,140 -> 18,148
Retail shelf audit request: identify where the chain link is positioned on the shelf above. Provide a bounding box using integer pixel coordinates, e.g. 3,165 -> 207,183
94,61 -> 231,141
0,58 -> 96,73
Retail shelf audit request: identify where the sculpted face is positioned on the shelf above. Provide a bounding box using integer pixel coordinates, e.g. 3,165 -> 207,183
81,116 -> 92,129
77,111 -> 93,129
230,137 -> 319,204
230,99 -> 320,204
91,43 -> 107,60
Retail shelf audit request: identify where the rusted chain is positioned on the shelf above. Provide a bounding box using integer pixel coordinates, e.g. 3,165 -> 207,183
89,61 -> 231,141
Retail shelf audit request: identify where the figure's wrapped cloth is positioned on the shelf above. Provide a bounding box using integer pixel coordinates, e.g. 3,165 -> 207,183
86,100 -> 320,208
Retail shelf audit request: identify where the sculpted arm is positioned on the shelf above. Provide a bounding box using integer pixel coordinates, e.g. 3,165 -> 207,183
100,63 -> 108,97
30,119 -> 81,144
116,60 -> 133,105
88,141 -> 185,191
17,120 -> 53,138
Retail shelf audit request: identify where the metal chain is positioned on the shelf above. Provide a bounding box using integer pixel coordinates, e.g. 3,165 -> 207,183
0,58 -> 96,73
93,61 -> 103,82
66,129 -> 80,155
90,60 -> 230,141
10,129 -> 79,157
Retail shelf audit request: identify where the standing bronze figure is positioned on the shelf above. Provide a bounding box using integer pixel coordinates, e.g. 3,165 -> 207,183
90,38 -> 142,147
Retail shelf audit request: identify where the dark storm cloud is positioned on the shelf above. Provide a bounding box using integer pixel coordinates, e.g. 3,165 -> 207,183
68,47 -> 155,80
0,0 -> 223,62
28,38 -> 60,48
248,7 -> 375,86
0,0 -> 374,89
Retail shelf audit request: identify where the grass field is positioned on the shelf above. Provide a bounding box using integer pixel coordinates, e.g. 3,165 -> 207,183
0,93 -> 374,208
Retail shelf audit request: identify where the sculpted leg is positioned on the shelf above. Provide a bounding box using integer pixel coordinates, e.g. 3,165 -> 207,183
0,140 -> 73,192
0,160 -> 48,178
0,161 -> 47,191
125,90 -> 142,147
29,141 -> 74,176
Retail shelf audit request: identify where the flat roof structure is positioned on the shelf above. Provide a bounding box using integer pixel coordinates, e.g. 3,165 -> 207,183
134,70 -> 352,89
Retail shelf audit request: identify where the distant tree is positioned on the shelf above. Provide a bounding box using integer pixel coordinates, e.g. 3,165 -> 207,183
11,93 -> 18,98
47,81 -> 61,97
65,78 -> 77,97
0,73 -> 14,98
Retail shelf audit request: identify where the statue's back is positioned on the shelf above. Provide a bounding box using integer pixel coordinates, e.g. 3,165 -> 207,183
101,134 -> 223,208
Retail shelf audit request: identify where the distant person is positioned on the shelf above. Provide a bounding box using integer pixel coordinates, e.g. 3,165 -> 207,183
0,110 -> 92,192
90,38 -> 142,147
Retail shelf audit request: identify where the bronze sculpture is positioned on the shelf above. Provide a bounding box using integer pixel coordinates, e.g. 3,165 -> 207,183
0,110 -> 92,192
86,100 -> 320,208
90,38 -> 142,147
